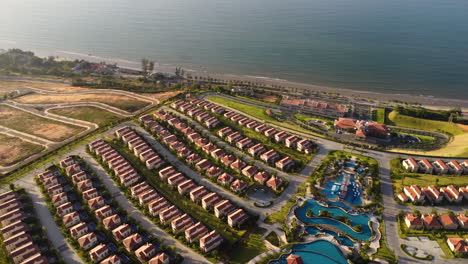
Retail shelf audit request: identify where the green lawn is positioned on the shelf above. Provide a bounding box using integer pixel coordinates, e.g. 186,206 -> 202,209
372,108 -> 387,124
374,221 -> 397,263
49,106 -> 123,126
230,227 -> 268,264
235,95 -> 278,106
208,96 -> 317,136
265,232 -> 280,246
388,111 -> 464,136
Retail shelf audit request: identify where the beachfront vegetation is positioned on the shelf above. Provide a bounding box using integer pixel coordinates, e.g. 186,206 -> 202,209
49,106 -> 123,125
393,105 -> 466,124
0,133 -> 45,166
388,110 -> 464,136
372,108 -> 387,124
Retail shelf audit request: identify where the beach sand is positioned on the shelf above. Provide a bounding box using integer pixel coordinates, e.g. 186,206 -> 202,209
36,49 -> 468,110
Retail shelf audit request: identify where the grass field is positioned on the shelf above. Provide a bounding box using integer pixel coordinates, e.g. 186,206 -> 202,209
235,95 -> 278,105
391,133 -> 468,157
14,92 -> 151,112
388,111 -> 464,136
0,80 -> 90,92
0,133 -> 44,167
373,108 -> 386,124
0,105 -> 86,141
208,96 -> 316,135
49,106 -> 123,125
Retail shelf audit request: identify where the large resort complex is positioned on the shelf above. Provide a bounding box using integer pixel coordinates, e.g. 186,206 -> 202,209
0,50 -> 467,264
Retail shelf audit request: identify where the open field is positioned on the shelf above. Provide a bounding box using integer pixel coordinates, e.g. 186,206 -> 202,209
14,92 -> 151,112
0,105 -> 86,141
235,95 -> 279,105
208,96 -> 316,135
0,80 -> 90,92
388,111 -> 465,136
391,133 -> 468,157
49,106 -> 123,125
137,90 -> 182,102
0,133 -> 45,167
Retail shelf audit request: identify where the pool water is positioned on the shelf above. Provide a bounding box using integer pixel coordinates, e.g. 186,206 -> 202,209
305,226 -> 356,247
273,240 -> 348,264
322,174 -> 363,206
296,199 -> 372,241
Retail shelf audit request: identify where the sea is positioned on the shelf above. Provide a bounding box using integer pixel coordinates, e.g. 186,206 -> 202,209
1,0 -> 468,100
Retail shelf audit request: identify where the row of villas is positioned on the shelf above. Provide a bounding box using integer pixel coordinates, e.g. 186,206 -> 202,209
447,237 -> 468,256
0,191 -> 48,264
280,96 -> 348,117
91,132 -> 222,254
37,163 -> 127,264
151,109 -> 252,193
60,156 -> 172,264
117,125 -> 250,228
398,185 -> 468,204
403,158 -> 468,175
404,212 -> 468,230
149,111 -> 286,192
171,99 -> 223,129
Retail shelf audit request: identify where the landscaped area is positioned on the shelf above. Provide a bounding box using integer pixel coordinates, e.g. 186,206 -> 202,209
0,104 -> 86,141
388,110 -> 464,136
0,133 -> 45,166
14,92 -> 151,112
49,106 -> 124,125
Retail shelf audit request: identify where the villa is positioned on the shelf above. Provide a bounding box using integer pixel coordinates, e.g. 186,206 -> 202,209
214,200 -> 235,218
404,213 -> 423,229
78,232 -> 98,250
63,211 -> 81,228
131,182 -> 153,197
441,185 -> 462,203
4,232 -> 32,252
200,230 -> 223,252
231,179 -> 247,193
205,117 -> 220,128
159,206 -> 182,224
447,160 -> 464,175
218,127 -> 233,138
159,167 -> 177,180
217,173 -> 234,185
177,147 -> 192,158
51,193 -> 69,207
167,173 -> 186,187
201,193 -> 222,210
88,196 -> 105,211
89,244 -> 110,262
226,132 -> 243,143
123,233 -> 143,251
211,148 -> 226,160
267,176 -> 284,191
100,255 -> 122,264
190,186 -> 209,202
171,213 -> 194,233
202,143 -> 217,154
196,159 -> 212,171
221,155 -> 236,166
112,224 -> 133,241
1,221 -> 28,239
139,189 -> 160,205
397,193 -> 408,202
264,128 -> 278,138
402,158 -> 419,173
421,214 -> 442,229
286,254 -> 304,264
227,209 -> 249,227
103,214 -> 122,230
242,165 -> 258,178
149,198 -> 170,216
185,222 -> 208,243
254,172 -> 269,185
418,159 -> 434,174
236,137 -> 254,149
255,124 -> 269,134
440,214 -> 459,230
422,185 -> 443,203
177,179 -> 197,195
70,222 -> 89,239
274,131 -> 289,143
433,160 -> 449,174
246,121 -> 259,129
10,242 -> 40,264
458,215 -> 468,229
187,132 -> 201,142
230,159 -> 247,171
403,185 -> 424,203
260,149 -> 280,163
96,205 -> 113,221
285,135 -> 300,148
297,138 -> 312,152
206,166 -> 223,178
0,209 -> 25,226
447,238 -> 468,255
276,157 -> 294,170
248,143 -> 266,156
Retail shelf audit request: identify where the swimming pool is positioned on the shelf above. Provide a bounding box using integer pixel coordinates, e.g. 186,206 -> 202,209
271,240 -> 348,264
296,199 -> 372,241
322,174 -> 363,206
304,226 -> 356,247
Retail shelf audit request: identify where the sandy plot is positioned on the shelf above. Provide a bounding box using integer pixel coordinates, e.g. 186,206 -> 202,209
0,80 -> 90,92
137,90 -> 182,102
0,133 -> 45,166
255,94 -> 278,103
456,123 -> 468,132
0,105 -> 86,141
391,132 -> 468,157
14,93 -> 150,112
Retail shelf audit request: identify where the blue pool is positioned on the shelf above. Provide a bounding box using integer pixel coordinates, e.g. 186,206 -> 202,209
296,199 -> 372,241
305,226 -> 356,247
271,240 -> 348,264
322,174 -> 363,206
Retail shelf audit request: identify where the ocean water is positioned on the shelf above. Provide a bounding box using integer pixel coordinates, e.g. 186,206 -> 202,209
1,0 -> 468,99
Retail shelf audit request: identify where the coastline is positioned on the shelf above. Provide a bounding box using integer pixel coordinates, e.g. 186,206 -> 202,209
30,49 -> 468,110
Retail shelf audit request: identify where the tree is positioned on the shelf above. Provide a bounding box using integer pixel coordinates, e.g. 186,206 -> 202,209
141,58 -> 149,75
148,61 -> 155,74
9,183 -> 15,191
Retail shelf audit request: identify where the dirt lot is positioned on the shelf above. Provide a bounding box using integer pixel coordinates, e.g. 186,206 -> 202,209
0,80 -> 90,92
14,93 -> 150,112
0,133 -> 45,167
255,94 -> 279,103
0,105 -> 86,141
49,106 -> 123,126
456,123 -> 468,132
137,90 -> 182,102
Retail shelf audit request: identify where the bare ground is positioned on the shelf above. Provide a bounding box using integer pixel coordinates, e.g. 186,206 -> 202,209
137,90 -> 183,102
0,133 -> 45,166
0,105 -> 86,141
0,80 -> 91,92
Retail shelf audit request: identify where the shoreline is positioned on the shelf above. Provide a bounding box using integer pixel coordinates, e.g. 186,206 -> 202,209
14,48 -> 468,110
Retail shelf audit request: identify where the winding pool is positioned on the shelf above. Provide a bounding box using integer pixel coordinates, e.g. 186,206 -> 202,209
296,199 -> 372,241
304,226 -> 355,247
272,240 -> 348,264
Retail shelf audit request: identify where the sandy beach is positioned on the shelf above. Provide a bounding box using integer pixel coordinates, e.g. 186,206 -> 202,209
38,49 -> 468,110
